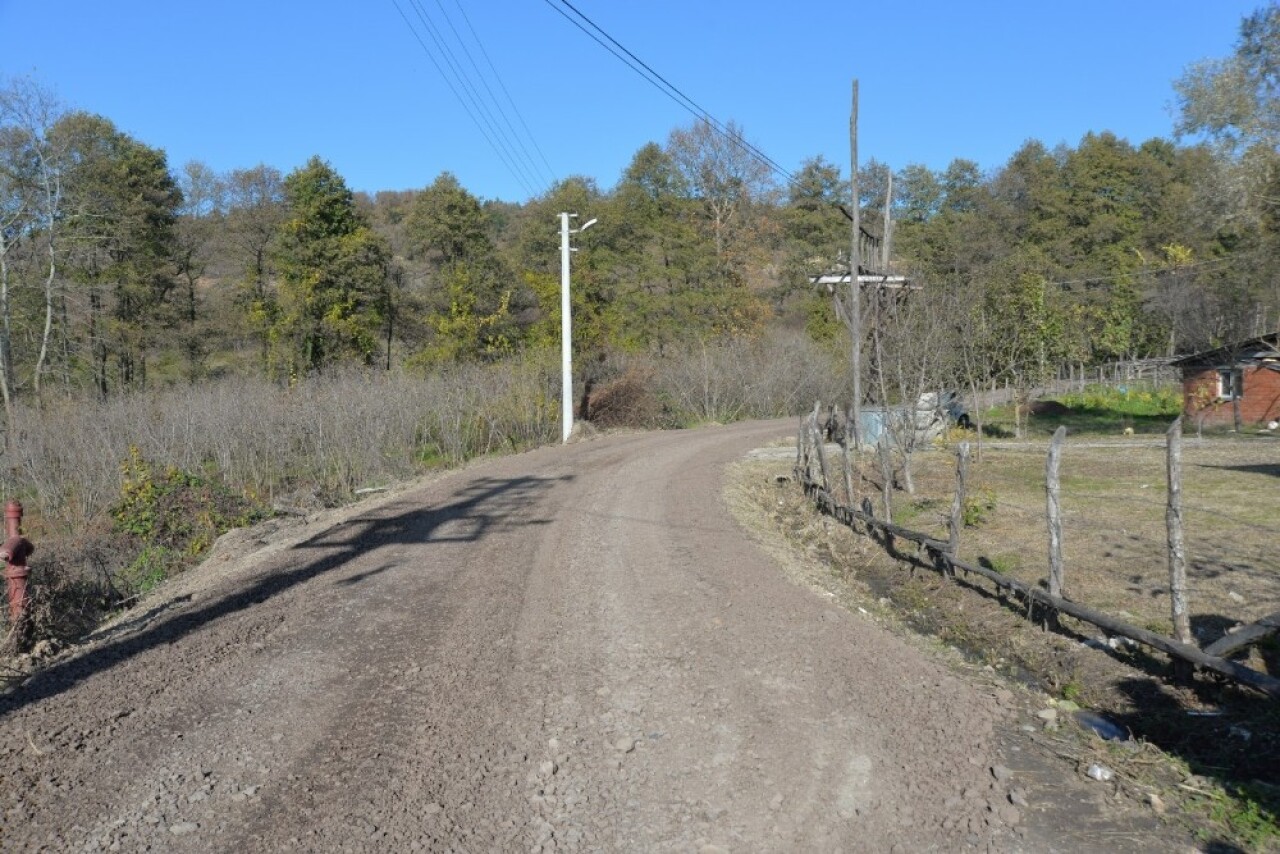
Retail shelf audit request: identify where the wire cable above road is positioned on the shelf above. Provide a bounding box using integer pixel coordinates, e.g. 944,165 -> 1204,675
541,0 -> 796,186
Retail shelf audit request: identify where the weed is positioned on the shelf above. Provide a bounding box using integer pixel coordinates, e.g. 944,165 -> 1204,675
894,580 -> 931,612
1199,783 -> 1280,851
982,553 -> 1021,575
963,488 -> 997,528
900,497 -> 943,526
415,442 -> 447,469
934,424 -> 977,447
120,545 -> 177,595
111,446 -> 268,596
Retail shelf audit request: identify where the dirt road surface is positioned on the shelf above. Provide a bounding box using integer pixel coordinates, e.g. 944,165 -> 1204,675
0,421 -> 1151,851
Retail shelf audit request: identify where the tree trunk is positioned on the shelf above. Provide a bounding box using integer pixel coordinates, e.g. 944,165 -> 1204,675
34,235 -> 56,399
0,236 -> 14,454
90,288 -> 108,400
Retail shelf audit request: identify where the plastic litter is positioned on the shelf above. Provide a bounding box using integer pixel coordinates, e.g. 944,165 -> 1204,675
1086,763 -> 1114,782
1073,709 -> 1128,742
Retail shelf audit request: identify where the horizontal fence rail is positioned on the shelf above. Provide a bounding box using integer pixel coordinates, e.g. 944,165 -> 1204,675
794,403 -> 1280,700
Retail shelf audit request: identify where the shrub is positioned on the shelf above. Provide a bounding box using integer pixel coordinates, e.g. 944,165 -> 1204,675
963,489 -> 997,528
111,446 -> 268,595
586,366 -> 664,429
653,331 -> 849,426
0,334 -> 846,648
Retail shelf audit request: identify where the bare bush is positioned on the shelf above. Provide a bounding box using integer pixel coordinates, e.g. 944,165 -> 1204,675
585,365 -> 664,429
1,350 -> 562,532
653,331 -> 849,425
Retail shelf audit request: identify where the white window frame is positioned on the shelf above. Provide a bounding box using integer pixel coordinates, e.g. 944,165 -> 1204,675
1217,367 -> 1244,400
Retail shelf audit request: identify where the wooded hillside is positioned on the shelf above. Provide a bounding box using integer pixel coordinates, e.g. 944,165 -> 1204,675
0,6 -> 1277,411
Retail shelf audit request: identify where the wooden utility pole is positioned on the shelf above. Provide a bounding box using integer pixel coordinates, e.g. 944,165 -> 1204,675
849,79 -> 861,449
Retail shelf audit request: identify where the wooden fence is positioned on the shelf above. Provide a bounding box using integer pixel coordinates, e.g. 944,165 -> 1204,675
794,402 -> 1280,699
1058,358 -> 1180,390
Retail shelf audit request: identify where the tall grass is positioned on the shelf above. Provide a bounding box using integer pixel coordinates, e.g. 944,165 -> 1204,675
5,331 -> 846,534
4,352 -> 562,533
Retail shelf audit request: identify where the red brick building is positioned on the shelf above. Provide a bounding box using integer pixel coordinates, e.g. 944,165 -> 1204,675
1172,333 -> 1280,429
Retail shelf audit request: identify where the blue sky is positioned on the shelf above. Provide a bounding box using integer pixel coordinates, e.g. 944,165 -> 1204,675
0,1 -> 1263,202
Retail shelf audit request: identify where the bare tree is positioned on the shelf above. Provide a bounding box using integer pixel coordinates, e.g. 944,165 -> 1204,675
869,281 -> 959,493
666,118 -> 775,266
175,161 -> 227,378
0,77 -> 65,412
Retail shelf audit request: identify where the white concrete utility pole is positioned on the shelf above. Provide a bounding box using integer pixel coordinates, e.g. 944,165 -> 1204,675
559,212 -> 596,443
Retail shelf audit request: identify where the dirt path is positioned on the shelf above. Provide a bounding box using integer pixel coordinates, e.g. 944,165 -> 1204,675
0,422 -> 1152,851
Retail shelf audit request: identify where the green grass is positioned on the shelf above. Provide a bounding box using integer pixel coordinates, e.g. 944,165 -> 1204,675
1057,385 -> 1183,418
979,384 -> 1184,437
1199,782 -> 1280,852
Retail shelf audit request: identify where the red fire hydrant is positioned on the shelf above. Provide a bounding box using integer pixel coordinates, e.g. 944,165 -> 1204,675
1,500 -> 34,651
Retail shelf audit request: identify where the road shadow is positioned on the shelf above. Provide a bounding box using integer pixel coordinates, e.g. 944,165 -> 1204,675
0,473 -> 569,720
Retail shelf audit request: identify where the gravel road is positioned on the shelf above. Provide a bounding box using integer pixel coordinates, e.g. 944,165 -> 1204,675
0,421 -> 1045,851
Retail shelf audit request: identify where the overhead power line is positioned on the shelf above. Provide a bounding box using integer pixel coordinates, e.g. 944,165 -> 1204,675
541,0 -> 795,185
427,0 -> 556,190
1041,254 -> 1237,290
391,0 -> 553,198
405,0 -> 544,196
451,0 -> 559,186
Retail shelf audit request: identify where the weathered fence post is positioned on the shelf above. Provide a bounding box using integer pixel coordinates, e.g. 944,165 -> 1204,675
948,442 -> 970,559
841,405 -> 856,511
795,414 -> 804,472
805,402 -> 821,486
877,436 -> 893,524
1166,417 -> 1193,647
811,417 -> 832,496
796,415 -> 807,483
1045,426 -> 1067,611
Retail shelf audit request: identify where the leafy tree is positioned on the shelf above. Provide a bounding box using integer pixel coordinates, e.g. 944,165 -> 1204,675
779,156 -> 847,338
895,164 -> 943,224
1176,4 -> 1280,155
784,156 -> 847,260
986,252 -> 1070,436
269,156 -> 391,376
224,164 -> 287,360
54,112 -> 182,395
405,172 -> 491,267
602,146 -> 701,348
405,172 -> 523,364
173,160 -> 226,378
897,157 -> 1004,283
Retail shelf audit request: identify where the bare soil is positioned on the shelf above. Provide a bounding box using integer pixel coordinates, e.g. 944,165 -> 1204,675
0,421 -> 1200,851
